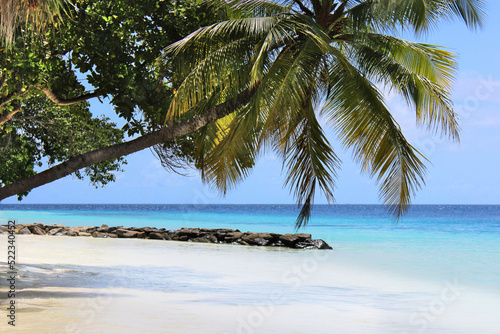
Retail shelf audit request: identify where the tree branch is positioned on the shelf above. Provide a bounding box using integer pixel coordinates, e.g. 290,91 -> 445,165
0,93 -> 16,107
40,87 -> 103,106
0,84 -> 260,201
293,0 -> 314,16
0,106 -> 22,125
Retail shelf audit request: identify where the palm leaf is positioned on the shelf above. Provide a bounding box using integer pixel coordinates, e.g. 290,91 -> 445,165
323,48 -> 427,217
345,33 -> 459,138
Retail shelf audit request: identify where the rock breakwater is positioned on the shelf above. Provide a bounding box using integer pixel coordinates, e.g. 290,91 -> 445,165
0,223 -> 332,250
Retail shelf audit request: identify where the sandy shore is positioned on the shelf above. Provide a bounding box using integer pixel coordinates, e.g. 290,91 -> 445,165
1,235 -> 499,333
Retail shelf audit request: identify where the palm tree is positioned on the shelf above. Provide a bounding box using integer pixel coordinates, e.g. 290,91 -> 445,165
0,0 -> 69,46
162,0 -> 485,227
0,0 -> 485,224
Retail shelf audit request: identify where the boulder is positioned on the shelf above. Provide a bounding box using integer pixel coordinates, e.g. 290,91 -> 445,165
223,232 -> 243,242
85,226 -> 99,233
279,234 -> 300,246
115,229 -> 146,238
295,233 -> 312,240
241,233 -> 274,246
78,232 -> 92,237
29,225 -> 47,235
136,227 -> 159,233
176,228 -> 201,238
312,239 -> 332,250
294,239 -> 332,250
48,227 -> 64,235
148,232 -> 167,240
97,225 -> 111,233
189,235 -> 218,243
172,235 -> 189,241
17,227 -> 32,235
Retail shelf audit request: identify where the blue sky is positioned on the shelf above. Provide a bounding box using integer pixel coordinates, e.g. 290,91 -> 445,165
4,3 -> 500,205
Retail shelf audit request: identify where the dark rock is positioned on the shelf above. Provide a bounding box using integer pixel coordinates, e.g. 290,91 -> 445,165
97,226 -> 111,233
17,227 -> 32,235
216,228 -> 236,233
241,233 -> 274,246
270,240 -> 285,247
313,239 -> 332,250
224,232 -> 243,242
0,222 -> 330,250
29,225 -> 47,235
148,232 -> 167,240
85,226 -> 99,233
172,235 -> 189,241
115,229 -> 146,238
190,234 -> 218,243
294,239 -> 332,250
176,228 -> 201,238
49,227 -> 63,235
279,234 -> 300,246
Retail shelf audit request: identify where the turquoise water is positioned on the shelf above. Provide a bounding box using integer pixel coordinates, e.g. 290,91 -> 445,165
2,204 -> 499,287
1,204 -> 499,333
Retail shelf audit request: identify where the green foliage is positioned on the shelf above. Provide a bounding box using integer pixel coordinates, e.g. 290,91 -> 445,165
162,0 -> 485,227
0,96 -> 125,199
0,0 -> 213,198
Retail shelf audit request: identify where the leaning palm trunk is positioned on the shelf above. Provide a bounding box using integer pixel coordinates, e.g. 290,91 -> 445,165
0,85 -> 259,200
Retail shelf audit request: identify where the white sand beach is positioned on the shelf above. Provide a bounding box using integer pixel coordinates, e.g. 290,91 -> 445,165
1,235 -> 500,334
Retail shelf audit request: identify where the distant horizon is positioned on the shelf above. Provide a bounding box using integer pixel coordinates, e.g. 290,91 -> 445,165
2,203 -> 499,206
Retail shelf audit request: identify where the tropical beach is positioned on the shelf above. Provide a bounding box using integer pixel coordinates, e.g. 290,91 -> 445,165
1,204 -> 500,333
2,0 -> 500,333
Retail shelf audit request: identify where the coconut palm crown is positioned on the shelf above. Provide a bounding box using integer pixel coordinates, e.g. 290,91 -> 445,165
161,0 -> 485,227
0,0 -> 69,46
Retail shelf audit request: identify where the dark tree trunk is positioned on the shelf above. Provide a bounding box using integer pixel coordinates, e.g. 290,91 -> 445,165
0,85 -> 259,201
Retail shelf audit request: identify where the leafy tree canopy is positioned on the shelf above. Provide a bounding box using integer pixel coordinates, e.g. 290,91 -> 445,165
0,0 -> 212,198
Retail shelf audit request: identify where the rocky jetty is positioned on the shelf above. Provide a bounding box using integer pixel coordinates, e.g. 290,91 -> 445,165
0,223 -> 332,250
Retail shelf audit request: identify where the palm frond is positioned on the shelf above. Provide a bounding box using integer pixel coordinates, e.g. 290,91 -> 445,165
347,0 -> 485,35
167,35 -> 257,120
446,0 -> 486,29
278,102 -> 339,228
346,33 -> 459,139
193,103 -> 262,194
210,0 -> 293,18
323,49 -> 427,217
1,0 -> 69,46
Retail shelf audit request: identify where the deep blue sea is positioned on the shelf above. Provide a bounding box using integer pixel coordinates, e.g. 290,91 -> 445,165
1,204 -> 499,333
